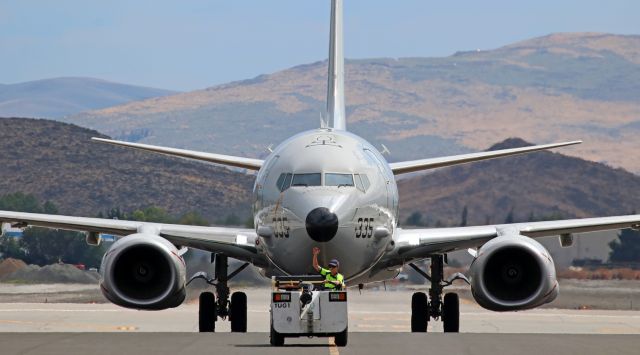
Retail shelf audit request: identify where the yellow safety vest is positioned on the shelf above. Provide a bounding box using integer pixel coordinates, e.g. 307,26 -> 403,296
319,267 -> 344,289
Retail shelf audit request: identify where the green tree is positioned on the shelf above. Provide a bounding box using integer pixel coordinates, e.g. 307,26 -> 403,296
609,228 -> 640,263
218,213 -> 243,226
130,206 -> 175,223
504,208 -> 515,224
0,236 -> 26,260
244,216 -> 255,229
105,207 -> 127,220
460,205 -> 468,227
0,194 -> 106,267
527,212 -> 535,222
0,192 -> 42,213
20,228 -> 106,267
42,200 -> 58,214
178,212 -> 210,226
405,211 -> 423,226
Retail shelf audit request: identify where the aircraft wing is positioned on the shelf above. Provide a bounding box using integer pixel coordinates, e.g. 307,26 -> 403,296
389,140 -> 581,175
388,214 -> 640,262
0,210 -> 265,265
92,138 -> 264,171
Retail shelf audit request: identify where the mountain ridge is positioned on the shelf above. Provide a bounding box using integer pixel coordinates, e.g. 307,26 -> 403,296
0,117 -> 253,221
0,77 -> 177,119
61,32 -> 640,173
398,137 -> 640,226
1,118 -> 640,233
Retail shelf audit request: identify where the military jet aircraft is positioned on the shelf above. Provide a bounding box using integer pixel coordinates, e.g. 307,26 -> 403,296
2,0 -> 639,334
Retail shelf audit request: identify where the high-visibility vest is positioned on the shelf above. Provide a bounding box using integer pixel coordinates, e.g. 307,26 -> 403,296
319,267 -> 344,289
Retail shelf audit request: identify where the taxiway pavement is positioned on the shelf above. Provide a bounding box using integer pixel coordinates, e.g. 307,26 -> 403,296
0,333 -> 638,355
0,289 -> 639,333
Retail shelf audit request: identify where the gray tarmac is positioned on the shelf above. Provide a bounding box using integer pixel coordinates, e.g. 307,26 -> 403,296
0,288 -> 639,354
2,289 -> 640,333
0,333 -> 638,355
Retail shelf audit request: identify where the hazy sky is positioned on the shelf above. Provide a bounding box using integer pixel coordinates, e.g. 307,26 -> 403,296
1,0 -> 638,91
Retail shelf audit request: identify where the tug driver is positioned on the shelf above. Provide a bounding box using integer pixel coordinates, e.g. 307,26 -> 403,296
312,247 -> 345,290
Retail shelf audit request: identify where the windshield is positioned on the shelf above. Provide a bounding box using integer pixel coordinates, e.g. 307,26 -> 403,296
325,173 -> 354,187
292,173 -> 322,187
276,173 -> 293,191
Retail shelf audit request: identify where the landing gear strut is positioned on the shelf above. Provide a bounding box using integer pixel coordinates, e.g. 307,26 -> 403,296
188,253 -> 250,333
409,255 -> 468,333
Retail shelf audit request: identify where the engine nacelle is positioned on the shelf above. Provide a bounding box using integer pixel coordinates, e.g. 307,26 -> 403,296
100,233 -> 187,310
469,235 -> 558,312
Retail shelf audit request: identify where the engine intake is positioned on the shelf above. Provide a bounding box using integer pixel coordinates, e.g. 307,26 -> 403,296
100,233 -> 186,310
469,235 -> 558,311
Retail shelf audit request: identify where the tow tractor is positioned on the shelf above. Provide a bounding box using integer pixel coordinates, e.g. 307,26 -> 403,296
270,275 -> 348,347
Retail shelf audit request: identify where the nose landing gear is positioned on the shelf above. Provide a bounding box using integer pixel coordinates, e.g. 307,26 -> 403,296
187,253 -> 250,333
409,255 -> 468,333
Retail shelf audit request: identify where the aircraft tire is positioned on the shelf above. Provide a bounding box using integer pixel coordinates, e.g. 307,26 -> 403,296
270,323 -> 284,346
334,327 -> 348,347
443,292 -> 460,333
230,292 -> 248,332
411,292 -> 429,332
199,292 -> 216,332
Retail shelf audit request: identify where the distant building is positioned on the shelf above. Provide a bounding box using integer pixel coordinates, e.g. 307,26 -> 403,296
1,224 -> 23,238
100,234 -> 117,242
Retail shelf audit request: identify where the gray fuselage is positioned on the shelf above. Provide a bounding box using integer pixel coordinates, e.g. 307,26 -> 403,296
253,129 -> 399,282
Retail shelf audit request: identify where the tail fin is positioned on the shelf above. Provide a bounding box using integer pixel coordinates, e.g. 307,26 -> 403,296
326,0 -> 346,130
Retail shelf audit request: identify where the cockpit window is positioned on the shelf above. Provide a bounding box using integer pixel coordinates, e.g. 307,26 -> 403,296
282,173 -> 293,190
354,174 -> 364,191
276,173 -> 293,191
276,173 -> 286,190
325,173 -> 354,187
292,173 -> 321,187
355,174 -> 371,191
279,172 -> 368,190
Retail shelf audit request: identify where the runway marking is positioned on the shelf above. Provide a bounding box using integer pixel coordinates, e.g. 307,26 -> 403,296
328,337 -> 340,355
116,326 -> 138,331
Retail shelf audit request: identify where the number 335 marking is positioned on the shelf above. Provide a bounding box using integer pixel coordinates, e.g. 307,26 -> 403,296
355,218 -> 374,238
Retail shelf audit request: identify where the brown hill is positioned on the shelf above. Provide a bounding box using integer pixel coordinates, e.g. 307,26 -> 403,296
64,33 -> 640,172
397,138 -> 640,226
0,118 -> 253,221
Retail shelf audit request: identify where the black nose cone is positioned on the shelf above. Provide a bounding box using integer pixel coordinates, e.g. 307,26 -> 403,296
306,207 -> 339,242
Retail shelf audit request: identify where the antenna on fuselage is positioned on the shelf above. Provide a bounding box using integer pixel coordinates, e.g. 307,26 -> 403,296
325,0 -> 346,131
320,112 -> 328,129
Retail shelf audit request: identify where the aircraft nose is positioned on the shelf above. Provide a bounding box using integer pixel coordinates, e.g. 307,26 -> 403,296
305,207 -> 339,243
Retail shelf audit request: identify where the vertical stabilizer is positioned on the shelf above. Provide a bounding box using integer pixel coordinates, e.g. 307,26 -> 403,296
326,0 -> 346,130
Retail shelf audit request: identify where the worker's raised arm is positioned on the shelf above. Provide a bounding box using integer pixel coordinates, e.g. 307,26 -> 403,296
312,247 -> 321,272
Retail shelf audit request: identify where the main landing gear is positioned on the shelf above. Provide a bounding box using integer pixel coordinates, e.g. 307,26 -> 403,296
409,255 -> 469,333
187,253 -> 250,333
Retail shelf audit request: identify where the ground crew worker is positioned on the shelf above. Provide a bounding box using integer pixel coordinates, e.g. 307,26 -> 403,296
312,247 -> 345,290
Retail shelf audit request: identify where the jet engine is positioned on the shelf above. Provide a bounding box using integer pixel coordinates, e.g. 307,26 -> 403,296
469,235 -> 558,311
100,233 -> 187,310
